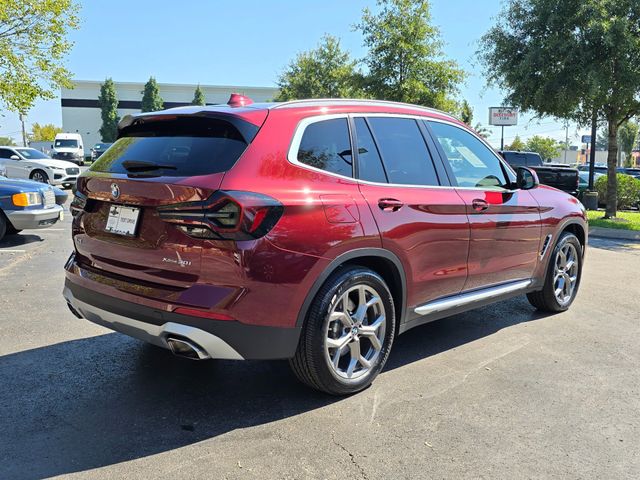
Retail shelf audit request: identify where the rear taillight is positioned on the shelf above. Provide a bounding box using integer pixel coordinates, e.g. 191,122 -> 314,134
158,190 -> 284,241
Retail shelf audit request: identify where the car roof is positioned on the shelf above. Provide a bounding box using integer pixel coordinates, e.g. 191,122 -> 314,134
118,98 -> 461,130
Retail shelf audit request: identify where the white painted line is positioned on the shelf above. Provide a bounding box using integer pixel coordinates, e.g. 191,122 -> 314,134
43,229 -> 66,231
0,249 -> 26,253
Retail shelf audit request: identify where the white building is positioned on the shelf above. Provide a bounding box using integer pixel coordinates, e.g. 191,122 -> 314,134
61,80 -> 279,153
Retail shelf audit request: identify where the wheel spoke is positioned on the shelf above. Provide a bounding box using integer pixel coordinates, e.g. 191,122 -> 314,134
326,334 -> 351,350
357,285 -> 367,308
346,357 -> 358,378
329,310 -> 353,327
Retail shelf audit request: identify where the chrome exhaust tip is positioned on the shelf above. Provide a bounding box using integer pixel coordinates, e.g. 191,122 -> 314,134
166,337 -> 210,360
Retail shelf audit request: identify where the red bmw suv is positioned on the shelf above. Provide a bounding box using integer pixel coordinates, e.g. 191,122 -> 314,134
64,96 -> 587,395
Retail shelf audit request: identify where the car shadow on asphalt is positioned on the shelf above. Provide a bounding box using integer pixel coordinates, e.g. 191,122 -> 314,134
0,296 -> 550,479
0,233 -> 44,248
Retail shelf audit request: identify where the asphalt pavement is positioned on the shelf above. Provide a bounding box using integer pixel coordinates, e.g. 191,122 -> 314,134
1,200 -> 639,479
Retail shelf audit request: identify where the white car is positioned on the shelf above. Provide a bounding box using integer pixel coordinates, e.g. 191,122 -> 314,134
0,146 -> 81,188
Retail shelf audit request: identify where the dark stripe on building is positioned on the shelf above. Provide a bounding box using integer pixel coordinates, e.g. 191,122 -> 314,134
61,98 -> 197,109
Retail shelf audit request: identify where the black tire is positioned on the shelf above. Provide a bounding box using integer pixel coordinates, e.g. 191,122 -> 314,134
290,266 -> 396,395
30,169 -> 49,183
0,213 -> 6,241
5,224 -> 21,235
527,232 -> 583,312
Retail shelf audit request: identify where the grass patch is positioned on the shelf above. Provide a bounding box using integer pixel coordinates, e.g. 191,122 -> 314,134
587,209 -> 640,231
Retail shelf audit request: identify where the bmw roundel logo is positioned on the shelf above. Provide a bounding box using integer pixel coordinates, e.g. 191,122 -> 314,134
111,183 -> 120,199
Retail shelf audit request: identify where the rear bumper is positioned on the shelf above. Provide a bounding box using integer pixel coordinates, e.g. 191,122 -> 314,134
6,205 -> 62,230
63,279 -> 302,360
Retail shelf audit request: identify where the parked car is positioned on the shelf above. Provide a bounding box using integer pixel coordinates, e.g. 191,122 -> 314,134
499,150 -> 580,195
51,133 -> 85,166
64,96 -> 587,395
576,171 -> 604,201
52,185 -> 69,205
0,146 -> 81,188
577,164 -> 625,175
0,176 -> 64,241
90,142 -> 113,161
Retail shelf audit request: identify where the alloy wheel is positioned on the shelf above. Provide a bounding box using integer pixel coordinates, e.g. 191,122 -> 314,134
32,171 -> 47,183
324,284 -> 386,381
553,242 -> 579,306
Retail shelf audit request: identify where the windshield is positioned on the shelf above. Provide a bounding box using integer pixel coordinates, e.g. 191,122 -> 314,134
55,139 -> 79,148
94,143 -> 111,150
16,148 -> 49,159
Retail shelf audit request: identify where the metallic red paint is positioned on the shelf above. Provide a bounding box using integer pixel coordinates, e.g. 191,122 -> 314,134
65,100 -> 587,359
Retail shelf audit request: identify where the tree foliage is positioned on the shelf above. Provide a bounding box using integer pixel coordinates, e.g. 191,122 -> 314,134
191,84 -> 206,106
141,77 -> 164,112
506,135 -> 526,151
275,35 -> 364,101
0,136 -> 15,146
618,120 -> 639,156
525,135 -> 561,161
480,0 -> 640,217
0,0 -> 80,113
29,123 -> 62,142
356,0 -> 465,112
98,78 -> 119,142
460,100 -> 473,125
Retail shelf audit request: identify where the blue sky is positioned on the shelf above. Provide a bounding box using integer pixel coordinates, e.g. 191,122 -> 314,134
0,0 -> 586,147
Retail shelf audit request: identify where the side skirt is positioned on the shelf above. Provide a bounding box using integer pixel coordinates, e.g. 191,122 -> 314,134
399,279 -> 535,334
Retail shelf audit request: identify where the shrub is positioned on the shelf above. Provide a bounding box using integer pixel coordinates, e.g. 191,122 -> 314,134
595,173 -> 640,209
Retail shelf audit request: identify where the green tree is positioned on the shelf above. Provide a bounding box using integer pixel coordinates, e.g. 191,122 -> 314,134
0,136 -> 15,146
191,84 -> 206,105
460,100 -> 473,125
0,0 -> 80,114
480,0 -> 640,218
140,77 -> 164,112
595,128 -> 608,150
356,0 -> 465,112
29,123 -> 62,142
506,135 -> 526,151
618,120 -> 639,167
525,136 -> 561,161
275,35 -> 364,101
473,123 -> 491,139
98,78 -> 119,142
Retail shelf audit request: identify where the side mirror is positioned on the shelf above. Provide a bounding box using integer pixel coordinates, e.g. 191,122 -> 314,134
516,166 -> 539,190
10,155 -> 20,160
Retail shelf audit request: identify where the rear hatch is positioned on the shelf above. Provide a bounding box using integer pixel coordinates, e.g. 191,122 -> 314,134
73,113 -> 264,289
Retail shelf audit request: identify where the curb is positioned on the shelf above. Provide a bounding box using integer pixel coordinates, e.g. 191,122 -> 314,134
589,227 -> 640,241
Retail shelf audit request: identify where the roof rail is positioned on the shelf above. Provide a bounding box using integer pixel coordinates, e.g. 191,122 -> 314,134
271,98 -> 453,118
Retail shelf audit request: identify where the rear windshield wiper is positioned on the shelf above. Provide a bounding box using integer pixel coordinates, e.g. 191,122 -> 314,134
121,160 -> 177,172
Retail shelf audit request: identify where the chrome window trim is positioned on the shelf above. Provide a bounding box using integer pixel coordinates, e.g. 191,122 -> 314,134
286,112 -> 517,193
286,114 -> 356,181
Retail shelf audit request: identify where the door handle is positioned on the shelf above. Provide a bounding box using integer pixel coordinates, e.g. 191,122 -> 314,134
378,198 -> 404,212
472,199 -> 489,212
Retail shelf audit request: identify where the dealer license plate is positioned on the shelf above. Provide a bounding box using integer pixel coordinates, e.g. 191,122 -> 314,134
105,205 -> 140,236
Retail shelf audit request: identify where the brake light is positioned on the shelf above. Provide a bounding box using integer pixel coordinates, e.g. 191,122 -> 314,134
174,307 -> 234,321
158,190 -> 284,240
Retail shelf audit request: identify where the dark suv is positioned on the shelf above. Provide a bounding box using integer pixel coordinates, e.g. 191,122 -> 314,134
64,96 -> 587,395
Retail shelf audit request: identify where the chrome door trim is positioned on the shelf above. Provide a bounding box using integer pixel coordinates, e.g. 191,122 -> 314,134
414,279 -> 533,316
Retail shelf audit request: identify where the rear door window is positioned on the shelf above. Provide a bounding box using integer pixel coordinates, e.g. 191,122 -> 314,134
354,117 -> 387,183
91,117 -> 253,177
367,117 -> 439,186
296,118 -> 353,177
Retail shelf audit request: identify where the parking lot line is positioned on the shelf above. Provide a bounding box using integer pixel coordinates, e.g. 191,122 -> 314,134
0,250 -> 26,253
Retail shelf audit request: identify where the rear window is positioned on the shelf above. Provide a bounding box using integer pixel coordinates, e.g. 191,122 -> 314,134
91,117 -> 252,177
503,152 -> 527,167
296,118 -> 353,177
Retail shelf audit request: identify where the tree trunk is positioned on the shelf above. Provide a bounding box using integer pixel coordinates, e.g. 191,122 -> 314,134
604,120 -> 618,218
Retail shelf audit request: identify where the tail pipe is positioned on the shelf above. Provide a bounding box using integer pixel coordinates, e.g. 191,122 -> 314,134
166,337 -> 210,360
